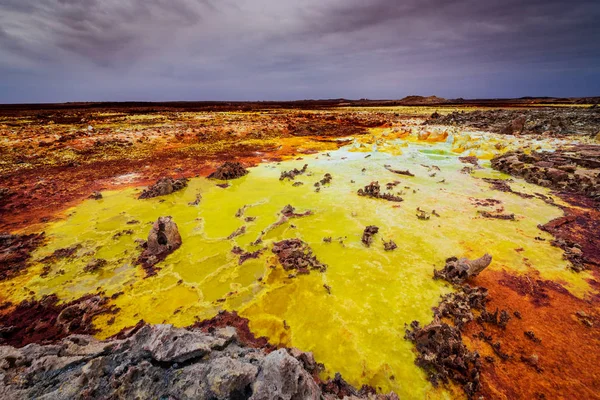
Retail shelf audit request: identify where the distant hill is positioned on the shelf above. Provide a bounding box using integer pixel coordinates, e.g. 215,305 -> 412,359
397,95 -> 449,105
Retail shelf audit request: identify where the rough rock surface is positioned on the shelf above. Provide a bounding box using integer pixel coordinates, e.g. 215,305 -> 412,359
208,161 -> 249,180
361,225 -> 379,247
272,239 -> 327,273
0,232 -> 45,281
426,107 -> 600,136
0,324 -> 398,399
383,239 -> 397,251
139,177 -> 189,199
434,254 -> 492,284
491,146 -> 600,201
406,286 -> 487,397
137,216 -> 182,276
0,324 -> 317,400
537,194 -> 600,273
357,181 -> 403,202
433,286 -> 489,329
280,164 -> 308,180
405,319 -> 481,397
280,204 -> 312,218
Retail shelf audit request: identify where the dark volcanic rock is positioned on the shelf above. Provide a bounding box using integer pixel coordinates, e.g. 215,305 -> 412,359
482,178 -> 535,199
139,177 -> 189,199
405,319 -> 481,397
491,146 -> 600,202
272,239 -> 327,273
0,232 -> 45,281
280,164 -> 308,180
208,161 -> 249,180
459,156 -> 480,166
383,239 -> 397,251
358,181 -> 403,202
138,216 -> 182,276
426,107 -> 600,137
361,225 -> 379,247
538,199 -> 600,271
280,204 -> 312,218
434,254 -> 492,285
435,286 -> 489,329
191,310 -> 275,350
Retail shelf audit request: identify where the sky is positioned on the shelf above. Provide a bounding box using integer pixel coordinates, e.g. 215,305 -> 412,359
1,0 -> 599,103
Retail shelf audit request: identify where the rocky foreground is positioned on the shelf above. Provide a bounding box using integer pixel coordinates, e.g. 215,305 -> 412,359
0,323 -> 396,400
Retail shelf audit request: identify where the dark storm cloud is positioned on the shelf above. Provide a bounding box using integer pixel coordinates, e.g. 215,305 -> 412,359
1,0 -> 214,67
0,0 -> 599,102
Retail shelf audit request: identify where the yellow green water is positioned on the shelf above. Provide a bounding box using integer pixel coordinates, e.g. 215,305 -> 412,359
1,129 -> 594,399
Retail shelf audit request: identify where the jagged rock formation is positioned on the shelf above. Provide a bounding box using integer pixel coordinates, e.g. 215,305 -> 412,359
357,182 -> 403,202
208,161 -> 249,180
0,324 -> 397,400
491,146 -> 600,201
137,216 -> 182,276
139,177 -> 189,199
272,239 -> 327,274
405,318 -> 481,397
280,164 -> 308,180
361,225 -> 379,247
425,107 -> 600,136
0,325 -> 318,399
434,254 -> 492,285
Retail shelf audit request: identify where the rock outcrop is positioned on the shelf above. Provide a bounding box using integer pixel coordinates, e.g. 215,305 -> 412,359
139,177 -> 189,199
272,239 -> 327,274
434,254 -> 492,284
137,216 -> 182,276
208,162 -> 249,180
405,318 -> 481,397
280,164 -> 308,181
491,146 -> 600,201
0,324 -> 397,400
426,107 -> 600,137
357,182 -> 403,202
0,324 -> 318,400
361,225 -> 379,247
